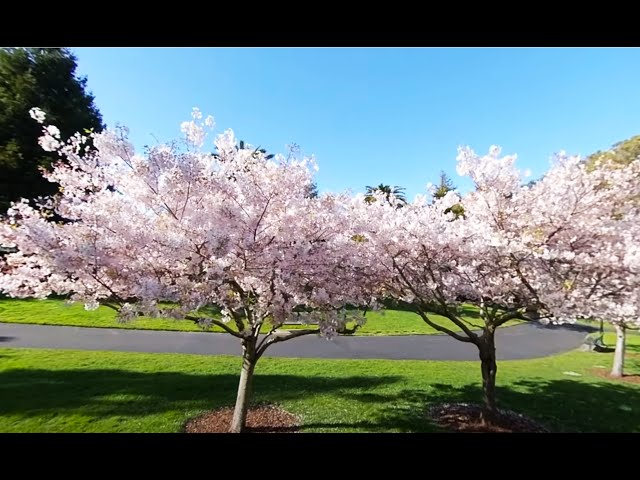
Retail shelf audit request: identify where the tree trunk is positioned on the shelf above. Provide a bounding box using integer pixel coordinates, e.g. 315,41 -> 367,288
611,324 -> 626,378
229,338 -> 257,433
478,332 -> 498,425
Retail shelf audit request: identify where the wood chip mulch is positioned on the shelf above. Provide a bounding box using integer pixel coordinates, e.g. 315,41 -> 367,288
427,403 -> 550,433
589,369 -> 640,384
184,405 -> 300,433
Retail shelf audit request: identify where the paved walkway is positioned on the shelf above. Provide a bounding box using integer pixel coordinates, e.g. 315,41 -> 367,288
0,322 -> 592,360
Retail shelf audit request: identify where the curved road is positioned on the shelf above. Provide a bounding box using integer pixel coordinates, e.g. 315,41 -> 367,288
0,322 -> 592,360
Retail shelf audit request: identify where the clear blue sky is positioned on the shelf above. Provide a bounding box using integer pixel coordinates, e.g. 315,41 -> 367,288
73,47 -> 640,198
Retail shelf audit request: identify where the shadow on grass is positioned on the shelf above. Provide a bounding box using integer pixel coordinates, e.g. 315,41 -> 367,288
300,376 -> 640,432
594,346 -> 616,353
2,367 -> 640,432
627,343 -> 640,355
0,368 -> 401,422
351,378 -> 640,432
457,305 -> 481,319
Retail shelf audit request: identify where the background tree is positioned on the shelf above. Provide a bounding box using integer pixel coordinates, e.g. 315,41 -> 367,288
583,133 -> 640,351
304,182 -> 319,199
364,184 -> 407,207
586,134 -> 640,169
0,47 -> 104,213
432,171 -> 465,219
433,171 -> 455,199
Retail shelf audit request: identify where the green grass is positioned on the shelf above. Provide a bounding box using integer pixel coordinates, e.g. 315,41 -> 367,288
0,332 -> 638,433
577,318 -> 639,334
0,299 -> 521,336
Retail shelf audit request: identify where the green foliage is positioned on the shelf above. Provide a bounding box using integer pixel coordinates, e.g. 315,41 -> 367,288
0,48 -> 104,213
444,203 -> 466,219
432,171 -> 465,219
433,171 -> 455,199
584,134 -> 640,216
364,184 -> 407,207
585,134 -> 640,170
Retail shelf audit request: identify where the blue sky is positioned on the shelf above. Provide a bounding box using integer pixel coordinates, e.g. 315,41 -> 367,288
73,47 -> 640,198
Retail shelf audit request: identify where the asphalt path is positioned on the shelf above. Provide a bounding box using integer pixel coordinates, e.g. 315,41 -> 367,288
0,321 -> 592,360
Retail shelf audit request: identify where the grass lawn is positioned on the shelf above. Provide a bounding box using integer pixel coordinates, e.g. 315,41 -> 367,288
577,318 -> 639,335
0,331 -> 638,433
0,298 -> 521,336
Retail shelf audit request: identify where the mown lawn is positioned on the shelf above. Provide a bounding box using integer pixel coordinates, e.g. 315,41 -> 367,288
0,332 -> 638,433
0,299 -> 521,336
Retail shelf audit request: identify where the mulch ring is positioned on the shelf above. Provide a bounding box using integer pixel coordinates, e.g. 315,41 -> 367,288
589,368 -> 640,384
427,403 -> 550,433
184,404 -> 301,433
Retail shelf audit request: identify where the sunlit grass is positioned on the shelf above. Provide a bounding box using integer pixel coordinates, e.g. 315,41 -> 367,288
0,298 -> 521,336
0,334 -> 638,432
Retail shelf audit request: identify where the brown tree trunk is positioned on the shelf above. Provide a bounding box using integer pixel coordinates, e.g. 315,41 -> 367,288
229,338 -> 257,433
611,324 -> 626,378
478,332 -> 498,425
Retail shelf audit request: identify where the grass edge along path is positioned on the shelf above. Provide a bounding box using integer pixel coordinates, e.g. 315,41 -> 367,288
0,298 -> 522,336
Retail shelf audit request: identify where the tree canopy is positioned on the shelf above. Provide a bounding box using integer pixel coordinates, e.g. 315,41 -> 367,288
0,108 -> 376,432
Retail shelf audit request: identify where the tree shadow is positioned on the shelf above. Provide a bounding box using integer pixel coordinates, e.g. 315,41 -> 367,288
304,377 -> 640,432
306,374 -> 640,433
593,346 -> 616,353
457,305 -> 482,319
0,367 -> 401,426
2,365 -> 639,432
626,343 -> 640,355
528,322 -> 597,333
302,387 -> 441,432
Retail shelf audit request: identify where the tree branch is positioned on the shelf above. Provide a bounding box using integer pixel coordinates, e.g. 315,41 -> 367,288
254,196 -> 271,242
436,306 -> 480,341
102,302 -> 121,312
494,309 -> 526,327
509,253 -> 540,301
338,322 -> 363,335
220,303 -> 246,334
415,307 -> 474,343
460,315 -> 484,330
256,328 -> 320,359
185,315 -> 245,338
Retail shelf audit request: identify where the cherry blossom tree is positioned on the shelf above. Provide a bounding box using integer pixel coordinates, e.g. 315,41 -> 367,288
524,154 -> 640,378
351,176 -> 539,423
354,146 -> 639,422
0,108 -> 378,432
458,148 -> 639,401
